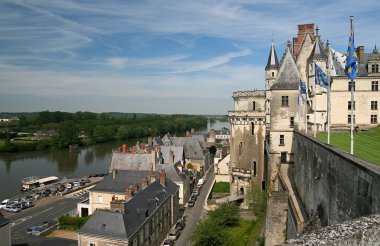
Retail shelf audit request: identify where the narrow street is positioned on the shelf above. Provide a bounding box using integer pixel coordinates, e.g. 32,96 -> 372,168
175,167 -> 215,245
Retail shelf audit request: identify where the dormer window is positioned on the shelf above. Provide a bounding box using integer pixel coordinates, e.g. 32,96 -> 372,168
372,64 -> 379,73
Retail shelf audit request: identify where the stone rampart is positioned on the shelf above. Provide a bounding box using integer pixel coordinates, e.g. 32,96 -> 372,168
293,131 -> 380,226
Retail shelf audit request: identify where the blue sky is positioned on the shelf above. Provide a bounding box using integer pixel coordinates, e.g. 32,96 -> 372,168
0,0 -> 379,114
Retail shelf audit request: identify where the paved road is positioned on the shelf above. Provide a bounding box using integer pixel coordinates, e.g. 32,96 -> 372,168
9,191 -> 88,246
175,167 -> 215,246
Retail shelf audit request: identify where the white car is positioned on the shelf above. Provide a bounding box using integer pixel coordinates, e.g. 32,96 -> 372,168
197,178 -> 205,186
0,199 -> 11,209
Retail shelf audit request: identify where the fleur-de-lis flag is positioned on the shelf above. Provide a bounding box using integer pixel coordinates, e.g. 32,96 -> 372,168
344,20 -> 358,80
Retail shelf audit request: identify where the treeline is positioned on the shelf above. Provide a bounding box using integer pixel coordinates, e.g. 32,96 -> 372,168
0,111 -> 208,152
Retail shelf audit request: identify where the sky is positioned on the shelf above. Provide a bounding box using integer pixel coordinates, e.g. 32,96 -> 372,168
0,0 -> 379,115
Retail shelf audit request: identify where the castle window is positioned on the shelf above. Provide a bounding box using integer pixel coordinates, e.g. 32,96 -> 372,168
372,81 -> 379,91
281,96 -> 289,107
279,135 -> 285,146
253,161 -> 257,176
372,64 -> 379,73
371,115 -> 378,124
348,101 -> 356,110
348,115 -> 356,124
290,117 -> 294,128
253,101 -> 256,111
348,81 -> 355,91
239,142 -> 242,156
251,122 -> 255,135
272,72 -> 275,77
371,101 -> 378,110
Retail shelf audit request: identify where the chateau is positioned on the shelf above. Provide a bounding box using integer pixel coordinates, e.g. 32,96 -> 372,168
229,23 -> 380,245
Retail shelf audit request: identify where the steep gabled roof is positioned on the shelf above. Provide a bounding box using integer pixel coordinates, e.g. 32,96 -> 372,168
110,152 -> 152,171
265,42 -> 280,71
308,35 -> 327,63
159,146 -> 184,164
271,44 -> 301,90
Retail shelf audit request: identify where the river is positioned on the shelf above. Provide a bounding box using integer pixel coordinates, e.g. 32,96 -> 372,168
0,121 -> 230,201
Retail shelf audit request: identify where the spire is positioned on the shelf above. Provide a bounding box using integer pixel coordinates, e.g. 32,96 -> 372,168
265,42 -> 280,71
374,45 -> 378,53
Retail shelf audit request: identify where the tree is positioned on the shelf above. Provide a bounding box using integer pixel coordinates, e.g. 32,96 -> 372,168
208,203 -> 240,227
248,181 -> 266,217
191,219 -> 232,246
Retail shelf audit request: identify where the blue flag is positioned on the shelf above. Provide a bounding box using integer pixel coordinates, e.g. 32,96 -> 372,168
344,23 -> 358,80
300,80 -> 307,94
315,63 -> 329,88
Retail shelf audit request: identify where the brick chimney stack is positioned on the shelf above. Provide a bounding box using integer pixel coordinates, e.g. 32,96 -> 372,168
141,178 -> 149,190
150,170 -> 156,184
110,199 -> 126,214
147,136 -> 153,146
356,46 -> 365,65
169,149 -> 174,165
160,169 -> 166,186
134,182 -> 139,193
112,169 -> 117,179
122,144 -> 127,153
186,131 -> 190,138
125,187 -> 133,201
145,145 -> 151,154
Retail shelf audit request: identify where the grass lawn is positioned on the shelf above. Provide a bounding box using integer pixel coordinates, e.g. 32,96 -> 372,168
226,214 -> 265,246
212,182 -> 230,193
317,126 -> 380,166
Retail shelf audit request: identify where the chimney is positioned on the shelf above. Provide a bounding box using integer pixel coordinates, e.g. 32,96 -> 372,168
134,182 -> 139,193
160,169 -> 166,186
122,144 -> 127,153
112,169 -> 117,179
169,149 -> 174,165
186,131 -> 190,138
110,199 -> 126,214
147,136 -> 153,146
356,46 -> 365,65
141,178 -> 149,190
150,170 -> 156,183
151,148 -> 157,165
125,188 -> 133,201
145,145 -> 151,153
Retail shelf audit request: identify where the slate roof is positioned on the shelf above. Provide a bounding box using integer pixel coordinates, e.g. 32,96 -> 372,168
78,178 -> 179,240
171,137 -> 204,159
162,133 -> 172,146
159,146 -> 184,164
271,45 -> 301,90
265,43 -> 280,71
92,170 -> 151,193
153,137 -> 164,146
156,163 -> 186,183
190,134 -> 206,142
110,152 -> 152,171
308,35 -> 327,62
0,215 -> 10,227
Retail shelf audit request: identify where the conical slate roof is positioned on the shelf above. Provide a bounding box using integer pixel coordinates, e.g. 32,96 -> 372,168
265,43 -> 280,71
271,44 -> 301,90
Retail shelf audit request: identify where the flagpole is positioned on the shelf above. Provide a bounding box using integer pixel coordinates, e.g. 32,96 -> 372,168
350,16 -> 354,155
327,43 -> 331,145
314,63 -> 317,138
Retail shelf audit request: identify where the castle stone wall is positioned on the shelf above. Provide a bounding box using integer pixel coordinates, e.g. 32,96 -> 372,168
293,131 -> 380,226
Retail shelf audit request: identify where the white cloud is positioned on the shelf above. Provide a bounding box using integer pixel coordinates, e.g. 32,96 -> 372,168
105,57 -> 128,69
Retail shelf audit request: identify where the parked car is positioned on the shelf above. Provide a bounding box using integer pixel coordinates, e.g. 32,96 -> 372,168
0,199 -> 11,209
174,221 -> 185,230
190,194 -> 197,201
163,239 -> 174,246
5,205 -> 21,213
188,200 -> 195,207
79,180 -> 86,186
85,179 -> 91,183
25,195 -> 34,201
21,201 -> 33,209
43,220 -> 55,228
43,189 -> 51,197
192,190 -> 199,196
67,183 -> 72,189
58,184 -> 66,192
73,180 -> 80,187
167,229 -> 180,240
197,178 -> 205,186
35,192 -> 42,200
26,226 -> 43,235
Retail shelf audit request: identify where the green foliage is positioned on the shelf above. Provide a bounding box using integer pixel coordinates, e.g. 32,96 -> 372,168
247,182 -> 267,217
191,219 -> 232,246
317,125 -> 380,166
226,214 -> 266,246
212,182 -> 230,193
0,111 -> 208,153
186,163 -> 193,169
58,215 -> 90,230
208,203 -> 240,227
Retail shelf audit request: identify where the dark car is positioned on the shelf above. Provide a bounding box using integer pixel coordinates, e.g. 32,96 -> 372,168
190,194 -> 197,201
163,239 -> 174,246
85,179 -> 91,183
188,200 -> 195,207
167,229 -> 180,240
174,221 -> 185,230
80,180 -> 86,186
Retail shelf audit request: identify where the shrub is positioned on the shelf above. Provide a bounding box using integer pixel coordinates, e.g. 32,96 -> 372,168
187,163 -> 193,169
58,215 -> 90,230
